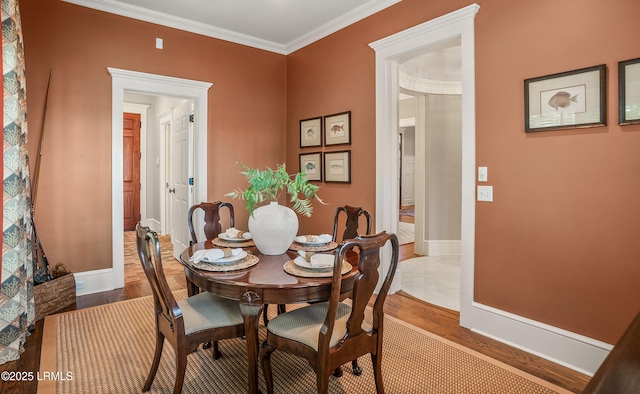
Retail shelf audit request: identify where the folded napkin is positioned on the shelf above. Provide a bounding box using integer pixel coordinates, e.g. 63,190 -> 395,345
294,234 -> 332,244
297,251 -> 334,268
224,227 -> 252,239
189,248 -> 242,264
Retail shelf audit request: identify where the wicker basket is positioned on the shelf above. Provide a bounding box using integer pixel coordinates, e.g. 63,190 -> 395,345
34,265 -> 77,321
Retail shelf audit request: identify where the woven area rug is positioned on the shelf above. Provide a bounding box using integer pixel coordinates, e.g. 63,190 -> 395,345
39,290 -> 570,394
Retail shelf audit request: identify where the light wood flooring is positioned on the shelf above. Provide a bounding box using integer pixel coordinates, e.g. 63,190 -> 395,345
0,231 -> 590,393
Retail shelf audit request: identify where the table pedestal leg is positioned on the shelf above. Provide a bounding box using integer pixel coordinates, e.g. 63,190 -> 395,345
240,302 -> 263,394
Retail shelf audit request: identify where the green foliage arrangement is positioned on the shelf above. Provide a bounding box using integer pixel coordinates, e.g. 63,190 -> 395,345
226,163 -> 325,217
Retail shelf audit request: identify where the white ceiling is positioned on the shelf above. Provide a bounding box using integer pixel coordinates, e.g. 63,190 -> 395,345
62,0 -> 402,54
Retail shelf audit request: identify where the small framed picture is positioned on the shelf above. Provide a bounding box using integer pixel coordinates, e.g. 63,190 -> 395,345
324,111 -> 351,146
300,117 -> 322,147
524,64 -> 606,132
299,152 -> 322,181
324,150 -> 351,183
619,57 -> 640,125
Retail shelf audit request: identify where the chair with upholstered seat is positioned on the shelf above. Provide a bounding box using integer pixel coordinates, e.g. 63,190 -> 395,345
136,223 -> 245,394
331,204 -> 372,375
187,201 -> 235,245
259,231 -> 399,394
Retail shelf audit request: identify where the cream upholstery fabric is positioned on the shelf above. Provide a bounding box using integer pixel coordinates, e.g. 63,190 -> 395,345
177,292 -> 243,335
266,302 -> 372,351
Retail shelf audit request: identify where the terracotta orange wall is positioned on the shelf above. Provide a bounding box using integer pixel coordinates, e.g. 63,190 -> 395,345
287,0 -> 640,344
20,0 -> 286,272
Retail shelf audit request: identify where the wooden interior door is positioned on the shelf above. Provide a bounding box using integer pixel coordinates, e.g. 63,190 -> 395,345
123,112 -> 141,231
171,100 -> 193,260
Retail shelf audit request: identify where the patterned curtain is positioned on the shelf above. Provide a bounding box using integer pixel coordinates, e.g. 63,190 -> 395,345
1,0 -> 35,365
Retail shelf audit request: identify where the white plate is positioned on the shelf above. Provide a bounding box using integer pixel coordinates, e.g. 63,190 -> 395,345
206,250 -> 248,265
219,233 -> 252,242
294,235 -> 332,246
293,255 -> 334,270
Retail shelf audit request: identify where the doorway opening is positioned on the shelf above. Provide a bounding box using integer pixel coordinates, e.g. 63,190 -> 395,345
396,42 -> 463,311
123,92 -> 196,266
370,4 -> 479,327
109,68 -> 211,291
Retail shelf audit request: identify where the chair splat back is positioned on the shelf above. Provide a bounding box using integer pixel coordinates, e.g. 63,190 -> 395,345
187,201 -> 235,244
136,224 -> 181,327
329,232 -> 399,343
332,205 -> 372,242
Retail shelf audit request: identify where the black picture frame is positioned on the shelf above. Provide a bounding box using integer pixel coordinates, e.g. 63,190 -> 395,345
300,117 -> 322,147
324,111 -> 351,146
299,152 -> 322,181
524,64 -> 606,132
619,57 -> 640,125
324,150 -> 351,183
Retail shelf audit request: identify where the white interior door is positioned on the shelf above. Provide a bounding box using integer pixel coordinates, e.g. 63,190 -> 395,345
171,100 -> 193,260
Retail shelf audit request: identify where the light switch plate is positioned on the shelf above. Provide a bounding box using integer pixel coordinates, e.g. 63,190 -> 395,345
477,185 -> 493,202
155,38 -> 163,49
478,166 -> 488,182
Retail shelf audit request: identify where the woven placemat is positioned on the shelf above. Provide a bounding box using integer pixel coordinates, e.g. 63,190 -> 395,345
288,241 -> 338,252
189,253 -> 259,272
283,260 -> 352,278
212,237 -> 255,248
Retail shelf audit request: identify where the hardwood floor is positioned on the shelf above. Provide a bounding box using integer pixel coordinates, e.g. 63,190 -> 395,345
0,233 -> 590,393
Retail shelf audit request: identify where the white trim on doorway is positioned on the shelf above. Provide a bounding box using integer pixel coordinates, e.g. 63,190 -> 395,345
370,2 -> 479,318
370,3 -> 610,375
78,68 -> 212,295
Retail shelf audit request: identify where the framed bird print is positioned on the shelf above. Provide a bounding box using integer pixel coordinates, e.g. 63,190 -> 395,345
524,64 -> 606,132
324,111 -> 351,145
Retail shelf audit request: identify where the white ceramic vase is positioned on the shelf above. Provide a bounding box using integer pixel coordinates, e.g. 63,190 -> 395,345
248,202 -> 299,255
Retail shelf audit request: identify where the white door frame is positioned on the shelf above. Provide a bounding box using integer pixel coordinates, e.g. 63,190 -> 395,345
157,109 -> 172,235
369,5 -> 614,374
107,68 -> 211,291
370,4 -> 479,326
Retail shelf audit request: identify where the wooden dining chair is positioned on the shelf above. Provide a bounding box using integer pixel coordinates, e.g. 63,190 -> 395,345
332,205 -> 372,242
136,223 -> 245,394
187,201 -> 235,245
331,204 -> 373,375
259,231 -> 399,394
581,309 -> 640,393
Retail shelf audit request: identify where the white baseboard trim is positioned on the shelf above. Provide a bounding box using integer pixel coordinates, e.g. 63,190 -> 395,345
143,218 -> 161,233
426,240 -> 461,256
470,302 -> 612,376
73,268 -> 122,296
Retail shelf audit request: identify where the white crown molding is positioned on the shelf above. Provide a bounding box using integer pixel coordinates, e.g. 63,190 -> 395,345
61,0 -> 402,55
285,0 -> 402,54
62,0 -> 288,54
399,71 -> 461,95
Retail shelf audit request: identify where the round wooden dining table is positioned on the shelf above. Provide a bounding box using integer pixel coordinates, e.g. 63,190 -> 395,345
179,240 -> 357,394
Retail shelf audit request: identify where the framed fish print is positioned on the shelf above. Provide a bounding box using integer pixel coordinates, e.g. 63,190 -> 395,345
299,152 -> 322,181
300,117 -> 322,147
619,57 -> 640,125
324,150 -> 351,183
524,64 -> 606,132
324,111 -> 351,145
